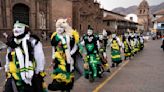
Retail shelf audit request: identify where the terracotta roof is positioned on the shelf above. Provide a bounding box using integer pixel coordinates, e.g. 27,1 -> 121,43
154,9 -> 164,15
104,15 -> 127,21
155,16 -> 164,22
128,20 -> 139,24
103,9 -> 125,17
103,15 -> 116,20
103,15 -> 138,24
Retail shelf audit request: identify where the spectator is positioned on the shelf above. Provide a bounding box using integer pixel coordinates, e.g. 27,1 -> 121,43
41,31 -> 47,40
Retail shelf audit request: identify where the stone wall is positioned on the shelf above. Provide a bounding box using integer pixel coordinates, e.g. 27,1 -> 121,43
50,0 -> 73,32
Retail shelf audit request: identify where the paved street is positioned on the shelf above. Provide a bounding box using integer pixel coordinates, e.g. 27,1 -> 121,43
0,39 -> 164,92
97,39 -> 164,92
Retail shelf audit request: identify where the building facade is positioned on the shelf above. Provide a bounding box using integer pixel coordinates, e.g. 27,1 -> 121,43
125,14 -> 138,23
152,9 -> 164,36
0,0 -> 144,38
72,0 -> 104,35
103,10 -> 138,34
0,0 -> 73,37
125,14 -> 144,32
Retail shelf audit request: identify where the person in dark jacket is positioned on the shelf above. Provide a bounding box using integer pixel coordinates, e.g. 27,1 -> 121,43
161,39 -> 164,51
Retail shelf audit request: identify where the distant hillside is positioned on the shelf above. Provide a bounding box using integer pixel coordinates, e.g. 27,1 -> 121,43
150,2 -> 164,14
112,2 -> 164,15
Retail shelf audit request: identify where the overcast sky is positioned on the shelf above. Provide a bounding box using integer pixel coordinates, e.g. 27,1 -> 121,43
97,0 -> 164,10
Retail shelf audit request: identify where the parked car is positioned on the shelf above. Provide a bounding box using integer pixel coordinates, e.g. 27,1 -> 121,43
151,32 -> 157,40
142,32 -> 151,41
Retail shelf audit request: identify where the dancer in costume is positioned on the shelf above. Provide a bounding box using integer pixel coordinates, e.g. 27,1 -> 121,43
98,29 -> 110,72
139,33 -> 144,50
122,33 -> 131,60
80,28 -> 102,81
134,33 -> 140,53
110,34 -> 122,67
48,18 -> 79,92
4,21 -> 47,92
128,33 -> 135,56
161,38 -> 164,51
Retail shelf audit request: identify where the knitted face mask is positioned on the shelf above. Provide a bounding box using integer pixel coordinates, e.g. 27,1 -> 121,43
13,23 -> 25,37
56,27 -> 64,34
87,29 -> 93,36
125,33 -> 128,38
102,30 -> 107,36
99,34 -> 103,40
112,34 -> 116,38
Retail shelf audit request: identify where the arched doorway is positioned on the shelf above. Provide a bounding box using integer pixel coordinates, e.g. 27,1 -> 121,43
13,4 -> 29,25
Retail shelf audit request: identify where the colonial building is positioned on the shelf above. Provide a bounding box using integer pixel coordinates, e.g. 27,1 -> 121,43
0,0 -> 73,37
125,14 -> 144,32
125,14 -> 138,23
137,0 -> 151,32
103,10 -> 125,33
152,9 -> 164,36
72,0 -> 103,35
0,0 -> 143,38
103,10 -> 138,34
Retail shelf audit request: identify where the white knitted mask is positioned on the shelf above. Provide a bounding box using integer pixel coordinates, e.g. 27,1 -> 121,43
13,22 -> 26,37
112,34 -> 116,38
56,27 -> 64,34
102,29 -> 107,36
87,29 -> 93,36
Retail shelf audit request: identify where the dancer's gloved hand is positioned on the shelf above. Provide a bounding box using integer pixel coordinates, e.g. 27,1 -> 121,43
84,63 -> 89,69
39,71 -> 46,78
23,78 -> 32,85
35,71 -> 46,78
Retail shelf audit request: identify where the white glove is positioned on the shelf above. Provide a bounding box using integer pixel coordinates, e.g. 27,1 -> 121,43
66,56 -> 74,71
21,72 -> 32,85
23,78 -> 32,86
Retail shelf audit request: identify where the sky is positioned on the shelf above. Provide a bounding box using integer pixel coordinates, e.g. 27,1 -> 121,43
97,0 -> 164,10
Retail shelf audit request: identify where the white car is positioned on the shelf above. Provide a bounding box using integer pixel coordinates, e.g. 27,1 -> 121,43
143,32 -> 152,41
143,35 -> 151,41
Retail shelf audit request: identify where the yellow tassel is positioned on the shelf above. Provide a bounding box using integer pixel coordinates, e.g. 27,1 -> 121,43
59,65 -> 66,71
40,72 -> 46,77
12,73 -> 20,80
54,52 -> 66,65
51,73 -> 72,84
9,62 -> 17,73
72,30 -> 79,43
51,32 -> 57,40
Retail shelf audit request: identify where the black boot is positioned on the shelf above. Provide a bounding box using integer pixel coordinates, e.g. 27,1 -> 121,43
106,68 -> 111,73
111,63 -> 115,68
